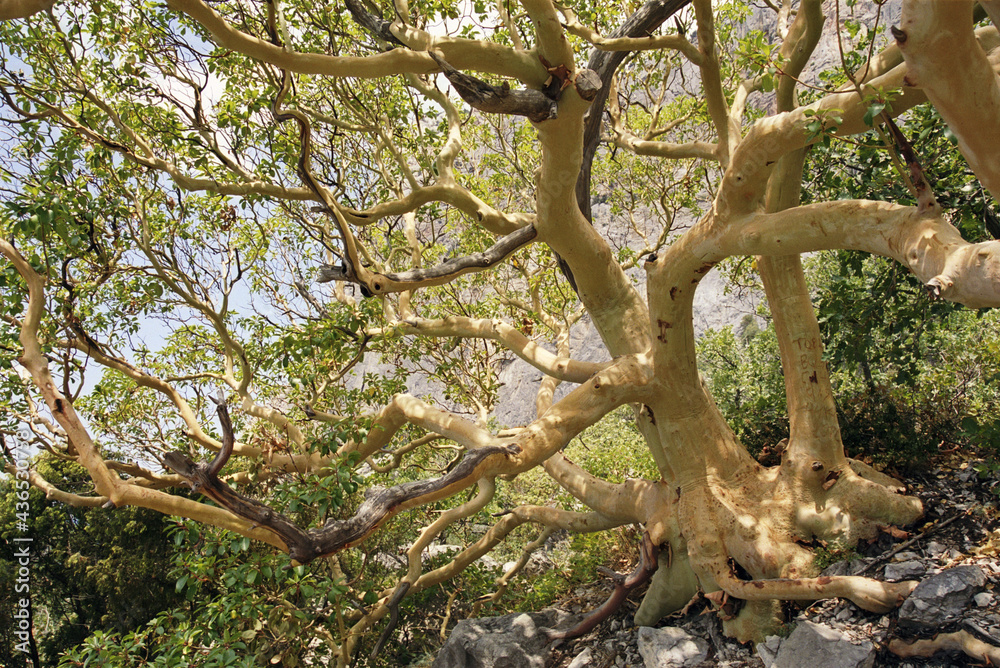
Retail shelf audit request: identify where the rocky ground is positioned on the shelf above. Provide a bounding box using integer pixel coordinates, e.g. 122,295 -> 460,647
433,456 -> 1000,668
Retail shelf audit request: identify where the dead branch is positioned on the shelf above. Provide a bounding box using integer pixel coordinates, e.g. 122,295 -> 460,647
316,224 -> 538,291
429,52 -> 559,122
164,398 -> 522,563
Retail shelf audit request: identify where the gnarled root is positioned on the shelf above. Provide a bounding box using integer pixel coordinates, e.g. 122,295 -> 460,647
889,631 -> 1000,664
638,464 -> 924,642
713,568 -> 917,614
550,531 -> 659,640
633,543 -> 700,626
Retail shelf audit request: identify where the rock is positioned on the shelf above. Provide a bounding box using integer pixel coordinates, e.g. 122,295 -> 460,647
432,609 -> 576,668
773,621 -> 875,668
636,626 -> 710,667
756,634 -> 782,667
567,648 -> 595,668
884,560 -> 926,581
898,565 -> 986,632
974,592 -> 994,608
925,541 -> 947,556
820,558 -> 868,577
424,544 -> 461,562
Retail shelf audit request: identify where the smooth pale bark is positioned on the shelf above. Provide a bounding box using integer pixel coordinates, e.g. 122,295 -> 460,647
166,0 -> 544,82
898,1 -> 1000,200
0,0 -> 54,20
10,0 -> 1000,651
534,97 -> 653,356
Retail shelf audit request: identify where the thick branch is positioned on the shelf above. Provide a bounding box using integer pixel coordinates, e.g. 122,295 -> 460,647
897,1 -> 1000,200
727,201 -> 1000,308
166,429 -> 521,563
317,223 -> 538,293
165,0 -> 540,82
430,52 -> 558,122
0,0 -> 55,20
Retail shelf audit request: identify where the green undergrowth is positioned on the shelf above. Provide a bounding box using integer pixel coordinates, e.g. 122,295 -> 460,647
698,306 -> 1000,473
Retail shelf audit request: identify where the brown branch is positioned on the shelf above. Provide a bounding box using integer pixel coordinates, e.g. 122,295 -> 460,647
316,224 -> 538,291
548,531 -> 660,640
564,0 -> 691,293
164,401 -> 522,563
370,581 -> 412,661
883,116 -> 938,213
344,0 -> 404,47
429,52 -> 559,122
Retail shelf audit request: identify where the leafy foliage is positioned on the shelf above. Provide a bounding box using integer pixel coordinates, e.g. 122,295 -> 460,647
0,457 -> 180,667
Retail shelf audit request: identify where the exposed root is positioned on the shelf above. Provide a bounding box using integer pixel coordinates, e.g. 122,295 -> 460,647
548,531 -> 659,640
714,568 -> 917,614
888,631 -> 1000,664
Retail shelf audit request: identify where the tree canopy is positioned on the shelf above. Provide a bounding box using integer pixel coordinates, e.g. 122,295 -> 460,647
2,0 -> 1000,663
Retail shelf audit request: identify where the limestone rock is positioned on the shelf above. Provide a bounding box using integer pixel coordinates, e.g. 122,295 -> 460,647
772,621 -> 875,668
432,609 -> 575,668
755,634 -> 782,667
566,647 -> 596,668
897,565 -> 986,632
884,560 -> 926,581
636,626 -> 710,667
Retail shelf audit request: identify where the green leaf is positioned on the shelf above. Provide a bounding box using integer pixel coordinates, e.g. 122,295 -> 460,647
862,101 -> 885,127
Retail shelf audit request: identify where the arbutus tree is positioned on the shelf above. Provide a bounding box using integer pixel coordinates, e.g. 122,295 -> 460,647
1,0 -> 1000,663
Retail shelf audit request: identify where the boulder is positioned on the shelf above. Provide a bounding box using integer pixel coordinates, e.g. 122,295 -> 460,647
772,621 -> 875,668
636,626 -> 710,667
883,560 -> 926,581
897,565 -> 986,632
432,609 -> 576,668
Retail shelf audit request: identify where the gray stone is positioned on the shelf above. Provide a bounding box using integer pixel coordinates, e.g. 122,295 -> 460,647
884,560 -> 926,581
898,566 -> 986,632
820,558 -> 869,577
432,608 -> 576,668
636,626 -> 710,667
975,592 -> 994,608
567,648 -> 595,668
773,621 -> 875,668
925,541 -> 947,556
756,634 -> 782,667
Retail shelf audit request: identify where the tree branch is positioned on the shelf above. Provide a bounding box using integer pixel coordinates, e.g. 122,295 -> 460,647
549,531 -> 660,640
165,0 -> 540,81
896,1 -> 1000,201
317,223 -> 537,293
344,0 -> 404,47
0,0 -> 55,21
429,52 -> 559,122
576,0 -> 692,222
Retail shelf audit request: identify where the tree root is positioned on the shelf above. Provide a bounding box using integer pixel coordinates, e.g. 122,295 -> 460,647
888,631 -> 1000,664
548,531 -> 660,640
714,566 -> 917,614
